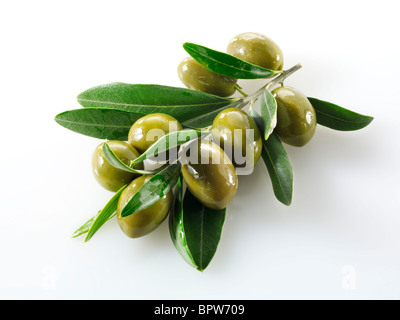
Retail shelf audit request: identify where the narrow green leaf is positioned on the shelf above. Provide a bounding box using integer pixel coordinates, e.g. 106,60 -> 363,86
170,187 -> 226,271
250,110 -> 293,206
55,108 -> 146,140
77,83 -> 237,123
85,184 -> 128,242
260,88 -> 277,139
72,211 -> 120,238
183,42 -> 279,79
182,99 -> 243,129
308,97 -> 374,131
121,164 -> 181,217
71,211 -> 101,238
261,133 -> 293,206
130,129 -> 209,167
168,177 -> 197,268
102,142 -> 158,174
248,107 -> 264,134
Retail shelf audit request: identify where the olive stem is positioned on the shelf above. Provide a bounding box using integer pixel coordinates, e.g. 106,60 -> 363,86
234,84 -> 248,97
203,64 -> 303,128
241,63 -> 303,105
266,63 -> 302,90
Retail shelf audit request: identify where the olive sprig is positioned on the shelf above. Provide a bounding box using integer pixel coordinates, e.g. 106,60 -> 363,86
182,40 -> 373,131
59,32 -> 374,272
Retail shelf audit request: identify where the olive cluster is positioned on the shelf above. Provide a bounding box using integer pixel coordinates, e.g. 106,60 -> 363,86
92,112 -> 240,239
178,32 -> 317,147
92,32 -> 316,239
92,114 -> 181,238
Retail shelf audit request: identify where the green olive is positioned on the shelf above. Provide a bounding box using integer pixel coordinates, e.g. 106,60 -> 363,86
178,57 -> 237,97
117,175 -> 173,238
212,108 -> 262,167
227,32 -> 284,71
128,113 -> 183,154
181,140 -> 238,210
92,140 -> 142,192
272,86 -> 317,147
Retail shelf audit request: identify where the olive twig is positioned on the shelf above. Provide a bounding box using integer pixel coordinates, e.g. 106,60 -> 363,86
243,84 -> 268,104
236,99 -> 251,110
266,63 -> 302,90
240,63 -> 303,106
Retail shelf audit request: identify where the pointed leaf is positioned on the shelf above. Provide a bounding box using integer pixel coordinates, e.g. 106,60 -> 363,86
55,108 -> 145,140
130,129 -> 210,167
169,186 -> 226,271
77,83 -> 237,122
72,211 -> 101,238
250,110 -> 293,206
121,164 -> 180,217
308,97 -> 374,131
102,142 -> 159,175
261,133 -> 293,206
260,88 -> 277,139
168,178 -> 197,268
85,184 -> 127,242
183,42 -> 279,79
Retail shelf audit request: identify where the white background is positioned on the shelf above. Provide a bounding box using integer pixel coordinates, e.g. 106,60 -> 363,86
1,0 -> 399,300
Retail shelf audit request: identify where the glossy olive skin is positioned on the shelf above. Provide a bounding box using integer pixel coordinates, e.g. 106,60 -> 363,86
117,175 -> 173,238
181,140 -> 238,210
212,108 -> 262,167
178,57 -> 237,97
128,113 -> 183,154
227,32 -> 284,71
272,86 -> 317,147
92,140 -> 142,192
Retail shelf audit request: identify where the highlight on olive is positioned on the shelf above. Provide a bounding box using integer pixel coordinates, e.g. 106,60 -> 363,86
92,140 -> 142,192
212,107 -> 262,169
128,113 -> 183,154
227,32 -> 284,71
117,175 -> 173,238
180,140 -> 238,210
272,86 -> 317,147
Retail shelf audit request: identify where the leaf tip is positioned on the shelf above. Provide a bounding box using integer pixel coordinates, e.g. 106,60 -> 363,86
54,112 -> 63,122
182,42 -> 191,50
365,115 -> 374,125
284,200 -> 292,206
84,234 -> 92,243
121,206 -> 132,218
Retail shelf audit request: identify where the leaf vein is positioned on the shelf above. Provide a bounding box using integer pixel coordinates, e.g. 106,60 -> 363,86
199,205 -> 205,270
56,118 -> 132,129
315,109 -> 371,124
187,46 -> 265,76
77,98 -> 232,109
